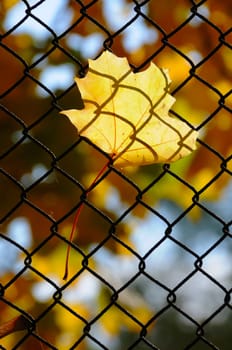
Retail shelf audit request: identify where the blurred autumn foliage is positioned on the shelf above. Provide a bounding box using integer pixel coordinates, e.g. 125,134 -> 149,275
0,0 -> 231,349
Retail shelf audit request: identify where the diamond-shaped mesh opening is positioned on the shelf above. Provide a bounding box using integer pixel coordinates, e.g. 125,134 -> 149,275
0,1 -> 231,349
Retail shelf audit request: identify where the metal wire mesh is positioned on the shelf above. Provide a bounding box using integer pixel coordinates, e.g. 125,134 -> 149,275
0,0 -> 231,349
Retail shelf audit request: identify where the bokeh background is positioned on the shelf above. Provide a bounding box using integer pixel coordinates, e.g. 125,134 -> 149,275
0,0 -> 231,349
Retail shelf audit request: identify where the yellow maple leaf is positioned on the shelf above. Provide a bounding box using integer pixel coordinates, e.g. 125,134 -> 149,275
60,51 -> 199,280
61,50 -> 198,167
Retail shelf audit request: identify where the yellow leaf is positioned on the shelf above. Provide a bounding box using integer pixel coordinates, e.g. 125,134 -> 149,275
3,0 -> 18,10
61,51 -> 198,167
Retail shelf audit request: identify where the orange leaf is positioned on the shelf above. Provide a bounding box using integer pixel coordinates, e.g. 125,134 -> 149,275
0,315 -> 31,338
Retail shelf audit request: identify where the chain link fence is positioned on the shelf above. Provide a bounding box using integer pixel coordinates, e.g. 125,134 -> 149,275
0,0 -> 231,349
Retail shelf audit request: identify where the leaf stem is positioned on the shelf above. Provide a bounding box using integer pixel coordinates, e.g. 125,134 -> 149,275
63,159 -> 112,280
